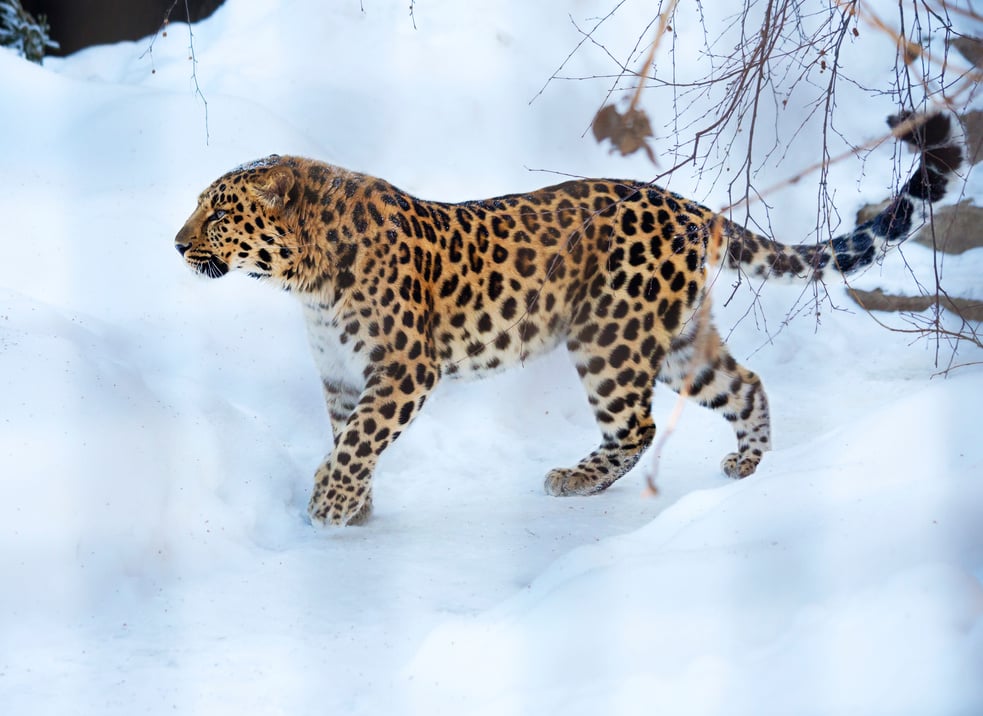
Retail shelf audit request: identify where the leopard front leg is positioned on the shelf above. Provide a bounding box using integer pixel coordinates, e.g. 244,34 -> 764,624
308,446 -> 374,527
321,378 -> 361,447
307,359 -> 439,526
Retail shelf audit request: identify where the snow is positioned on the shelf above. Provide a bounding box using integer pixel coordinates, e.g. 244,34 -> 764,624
1,1 -> 981,714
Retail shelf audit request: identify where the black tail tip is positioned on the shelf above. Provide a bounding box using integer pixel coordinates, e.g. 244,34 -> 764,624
889,110 -> 965,178
888,110 -> 958,150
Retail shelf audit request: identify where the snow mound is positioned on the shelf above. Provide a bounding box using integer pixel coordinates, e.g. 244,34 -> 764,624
406,373 -> 983,715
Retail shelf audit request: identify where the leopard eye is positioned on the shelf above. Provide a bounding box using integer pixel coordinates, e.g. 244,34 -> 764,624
208,209 -> 228,222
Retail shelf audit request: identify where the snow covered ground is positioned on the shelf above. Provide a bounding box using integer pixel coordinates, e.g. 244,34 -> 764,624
1,1 -> 982,714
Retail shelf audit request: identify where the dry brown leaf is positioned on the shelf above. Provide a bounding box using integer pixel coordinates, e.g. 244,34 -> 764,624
592,104 -> 657,163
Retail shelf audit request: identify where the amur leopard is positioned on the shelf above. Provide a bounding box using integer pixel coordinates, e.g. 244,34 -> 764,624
175,111 -> 964,526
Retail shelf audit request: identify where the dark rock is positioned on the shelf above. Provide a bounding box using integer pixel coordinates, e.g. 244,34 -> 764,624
20,0 -> 224,56
911,200 -> 983,255
953,36 -> 983,70
962,109 -> 983,166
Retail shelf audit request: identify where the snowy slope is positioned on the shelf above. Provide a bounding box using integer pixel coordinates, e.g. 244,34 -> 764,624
1,1 -> 982,714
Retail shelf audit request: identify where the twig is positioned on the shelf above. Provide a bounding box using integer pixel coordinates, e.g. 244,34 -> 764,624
643,217 -> 725,496
185,1 -> 209,144
626,0 -> 679,115
140,0 -> 210,144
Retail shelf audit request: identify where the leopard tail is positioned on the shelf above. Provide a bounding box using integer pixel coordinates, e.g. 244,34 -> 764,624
717,111 -> 965,282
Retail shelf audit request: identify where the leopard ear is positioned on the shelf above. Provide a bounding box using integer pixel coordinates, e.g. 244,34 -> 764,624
254,167 -> 295,208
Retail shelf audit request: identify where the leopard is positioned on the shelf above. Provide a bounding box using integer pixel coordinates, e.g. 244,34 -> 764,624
175,111 -> 964,527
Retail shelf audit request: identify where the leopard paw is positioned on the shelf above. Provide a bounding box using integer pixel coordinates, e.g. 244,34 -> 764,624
307,486 -> 372,527
721,452 -> 759,479
544,467 -> 614,497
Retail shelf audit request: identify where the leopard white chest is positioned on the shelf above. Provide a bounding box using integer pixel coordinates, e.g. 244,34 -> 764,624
302,301 -> 369,392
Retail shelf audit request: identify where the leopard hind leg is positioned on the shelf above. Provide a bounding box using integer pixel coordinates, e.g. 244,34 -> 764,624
545,333 -> 667,496
658,321 -> 771,478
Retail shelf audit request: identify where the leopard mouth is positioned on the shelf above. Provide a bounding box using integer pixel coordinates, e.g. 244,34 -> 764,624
190,255 -> 229,278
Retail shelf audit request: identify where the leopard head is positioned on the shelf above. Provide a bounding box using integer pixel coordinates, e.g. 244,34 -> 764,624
175,155 -> 300,282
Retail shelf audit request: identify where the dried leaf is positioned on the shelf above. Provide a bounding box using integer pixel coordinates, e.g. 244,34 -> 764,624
902,39 -> 921,65
591,104 -> 622,144
591,104 -> 656,162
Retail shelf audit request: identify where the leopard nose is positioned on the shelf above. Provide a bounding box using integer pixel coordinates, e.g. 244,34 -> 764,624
175,228 -> 191,256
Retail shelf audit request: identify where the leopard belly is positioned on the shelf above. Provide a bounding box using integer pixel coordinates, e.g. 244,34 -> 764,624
436,320 -> 566,379
302,301 -> 369,393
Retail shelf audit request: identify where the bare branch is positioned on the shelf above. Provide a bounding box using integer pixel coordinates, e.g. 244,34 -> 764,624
140,0 -> 210,144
